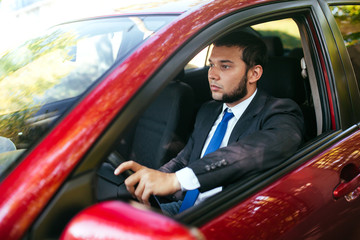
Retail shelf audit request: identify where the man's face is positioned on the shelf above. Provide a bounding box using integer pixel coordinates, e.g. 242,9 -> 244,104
208,45 -> 249,107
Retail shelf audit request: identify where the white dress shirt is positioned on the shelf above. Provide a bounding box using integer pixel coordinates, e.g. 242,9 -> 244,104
175,89 -> 257,204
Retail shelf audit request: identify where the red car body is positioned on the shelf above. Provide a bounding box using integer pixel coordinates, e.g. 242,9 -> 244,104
0,0 -> 360,239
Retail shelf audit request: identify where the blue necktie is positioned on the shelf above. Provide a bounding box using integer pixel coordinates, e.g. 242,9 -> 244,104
178,109 -> 234,213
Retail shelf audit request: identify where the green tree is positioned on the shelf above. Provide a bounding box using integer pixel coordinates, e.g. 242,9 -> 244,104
331,5 -> 360,46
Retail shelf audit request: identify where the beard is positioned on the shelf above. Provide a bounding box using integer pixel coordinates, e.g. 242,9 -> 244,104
217,74 -> 248,104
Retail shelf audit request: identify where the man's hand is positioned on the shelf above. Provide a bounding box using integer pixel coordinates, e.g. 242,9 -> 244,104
114,161 -> 181,206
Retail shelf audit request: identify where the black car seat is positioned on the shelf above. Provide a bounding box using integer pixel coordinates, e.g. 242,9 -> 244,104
182,67 -> 212,113
96,71 -> 195,200
127,74 -> 195,169
262,36 -> 284,57
258,36 -> 316,140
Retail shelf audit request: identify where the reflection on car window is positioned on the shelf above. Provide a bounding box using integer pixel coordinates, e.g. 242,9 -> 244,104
0,15 -> 175,177
330,5 -> 360,87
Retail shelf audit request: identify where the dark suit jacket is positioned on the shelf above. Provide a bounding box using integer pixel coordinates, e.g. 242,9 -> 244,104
159,90 -> 304,192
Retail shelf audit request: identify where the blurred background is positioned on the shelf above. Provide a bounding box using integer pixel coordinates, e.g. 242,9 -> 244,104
0,0 -> 358,55
0,0 -> 201,54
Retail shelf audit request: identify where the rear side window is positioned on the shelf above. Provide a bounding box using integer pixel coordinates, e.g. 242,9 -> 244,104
330,5 -> 360,87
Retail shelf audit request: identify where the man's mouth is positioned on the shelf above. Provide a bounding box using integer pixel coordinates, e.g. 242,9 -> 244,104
210,84 -> 222,91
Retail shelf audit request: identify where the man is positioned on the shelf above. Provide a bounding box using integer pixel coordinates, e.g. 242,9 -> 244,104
114,31 -> 304,215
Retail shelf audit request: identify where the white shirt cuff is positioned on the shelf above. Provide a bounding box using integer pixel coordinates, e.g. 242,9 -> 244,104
175,167 -> 200,191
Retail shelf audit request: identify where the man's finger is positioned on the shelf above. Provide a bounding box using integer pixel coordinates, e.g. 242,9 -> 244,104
124,172 -> 142,195
142,187 -> 152,206
134,179 -> 146,203
114,160 -> 142,175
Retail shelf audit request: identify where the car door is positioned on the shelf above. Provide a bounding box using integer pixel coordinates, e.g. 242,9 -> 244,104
167,1 -> 360,239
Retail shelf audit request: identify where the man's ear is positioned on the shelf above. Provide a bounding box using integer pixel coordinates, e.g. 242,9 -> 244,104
248,65 -> 263,84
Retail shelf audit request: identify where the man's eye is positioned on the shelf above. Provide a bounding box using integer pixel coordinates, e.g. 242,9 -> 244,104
209,63 -> 214,67
221,65 -> 230,69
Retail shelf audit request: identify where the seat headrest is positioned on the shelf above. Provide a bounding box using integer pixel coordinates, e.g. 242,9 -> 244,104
262,36 -> 284,56
288,48 -> 304,60
174,69 -> 185,81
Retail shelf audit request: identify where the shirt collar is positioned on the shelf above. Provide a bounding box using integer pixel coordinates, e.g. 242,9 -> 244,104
222,89 -> 257,120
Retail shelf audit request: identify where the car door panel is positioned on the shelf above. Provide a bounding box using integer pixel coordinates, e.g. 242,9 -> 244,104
200,128 -> 360,239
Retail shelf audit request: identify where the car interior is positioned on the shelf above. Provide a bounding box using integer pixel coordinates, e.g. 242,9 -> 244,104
28,16 -> 327,239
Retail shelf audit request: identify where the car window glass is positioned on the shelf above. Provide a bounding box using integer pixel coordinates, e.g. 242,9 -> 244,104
185,47 -> 209,70
330,5 -> 360,88
0,15 -> 175,177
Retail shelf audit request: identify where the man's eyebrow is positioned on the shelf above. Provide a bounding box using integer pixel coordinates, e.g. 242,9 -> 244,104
208,59 -> 234,63
220,60 -> 234,63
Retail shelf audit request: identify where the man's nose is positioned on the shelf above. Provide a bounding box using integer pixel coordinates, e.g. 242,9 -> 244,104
208,67 -> 219,80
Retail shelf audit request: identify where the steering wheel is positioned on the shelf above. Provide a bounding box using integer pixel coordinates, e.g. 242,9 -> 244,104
107,151 -> 162,210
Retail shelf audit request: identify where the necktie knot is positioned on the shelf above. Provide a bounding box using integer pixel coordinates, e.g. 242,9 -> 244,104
222,109 -> 234,122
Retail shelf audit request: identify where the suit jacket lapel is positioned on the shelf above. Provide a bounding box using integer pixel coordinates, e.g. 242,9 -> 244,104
192,102 -> 222,160
228,90 -> 267,143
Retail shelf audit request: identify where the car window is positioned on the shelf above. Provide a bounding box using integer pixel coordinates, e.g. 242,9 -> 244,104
0,15 -> 175,177
185,47 -> 210,70
330,5 -> 360,88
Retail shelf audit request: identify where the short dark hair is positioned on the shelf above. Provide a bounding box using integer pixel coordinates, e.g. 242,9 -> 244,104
213,31 -> 267,69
